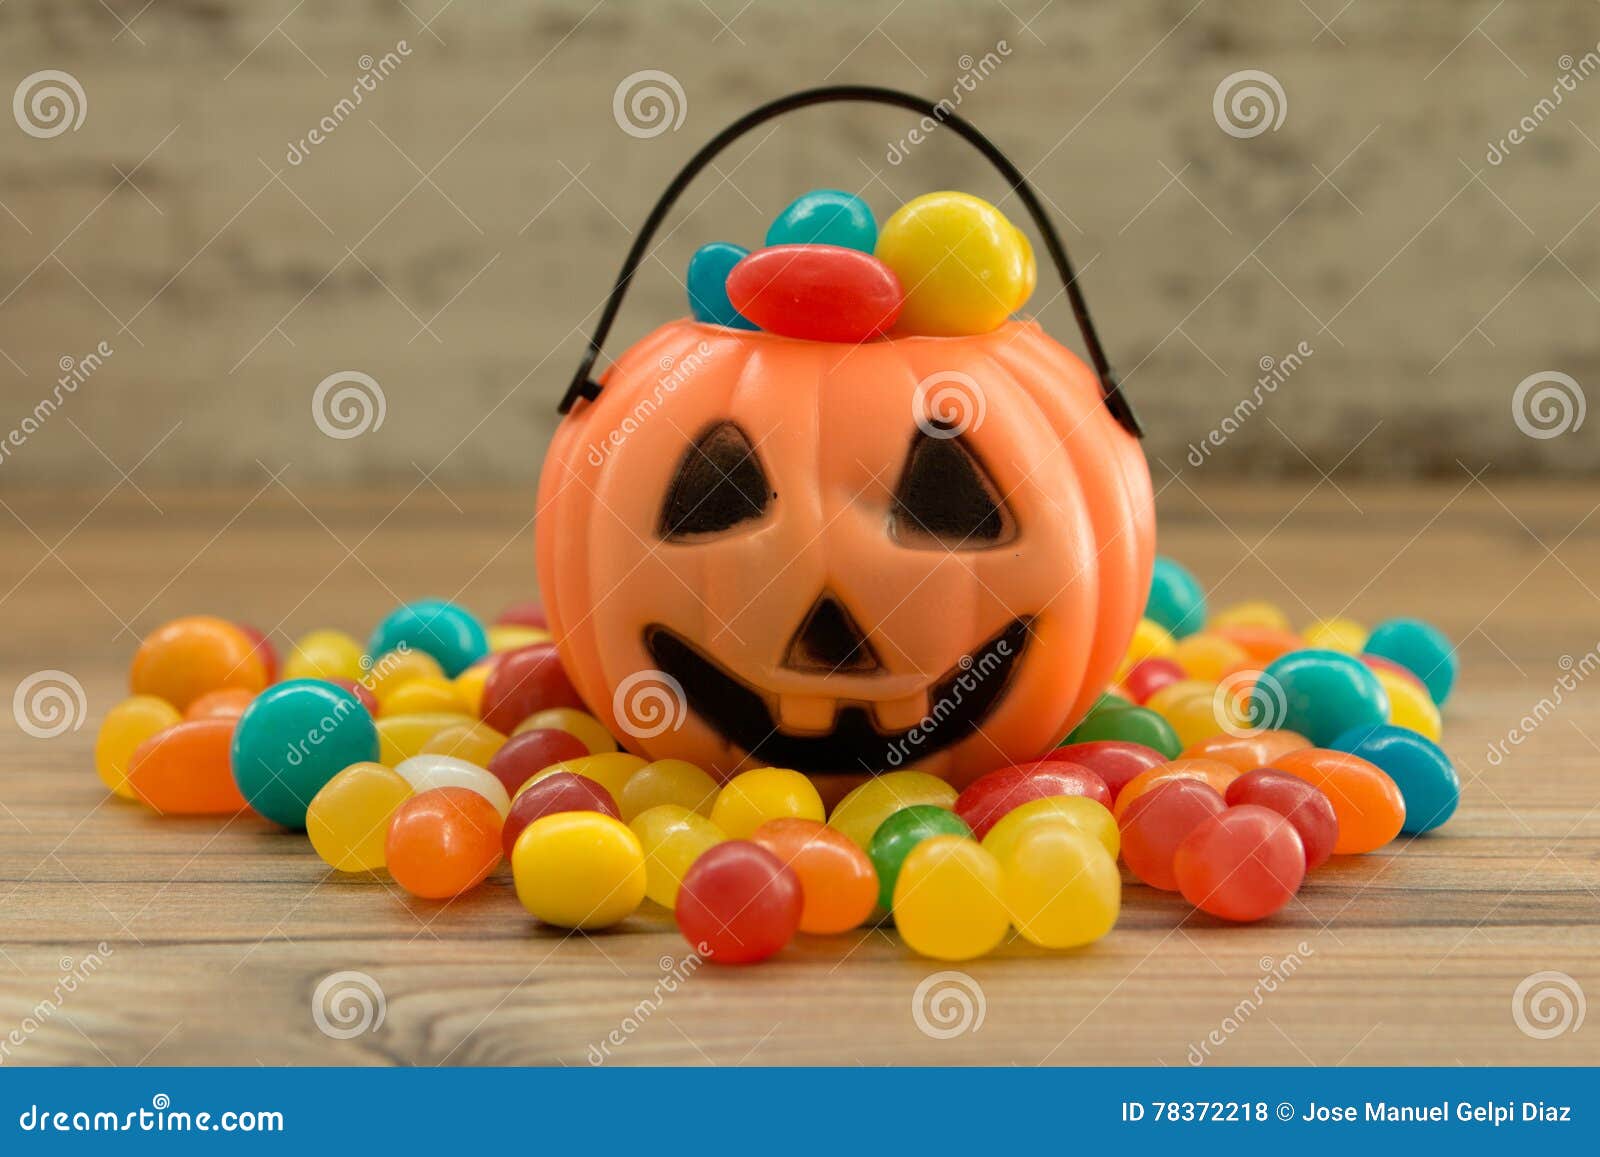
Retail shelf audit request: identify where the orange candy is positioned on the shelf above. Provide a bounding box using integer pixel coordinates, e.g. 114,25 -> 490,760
1112,758 -> 1241,824
1273,747 -> 1405,855
385,786 -> 502,899
127,718 -> 249,814
184,687 -> 256,721
750,818 -> 878,934
1212,625 -> 1307,666
1181,729 -> 1312,773
130,616 -> 268,711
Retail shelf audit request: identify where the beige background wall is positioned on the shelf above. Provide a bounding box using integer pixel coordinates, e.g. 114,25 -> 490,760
0,0 -> 1596,487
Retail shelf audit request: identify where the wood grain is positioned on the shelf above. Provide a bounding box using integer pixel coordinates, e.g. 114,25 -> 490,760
0,480 -> 1597,1066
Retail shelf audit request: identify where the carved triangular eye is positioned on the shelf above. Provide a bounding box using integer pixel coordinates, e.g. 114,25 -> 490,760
659,422 -> 773,539
890,431 -> 1015,548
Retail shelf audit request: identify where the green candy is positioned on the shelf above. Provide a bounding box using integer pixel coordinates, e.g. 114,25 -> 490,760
868,805 -> 973,911
1062,703 -> 1182,759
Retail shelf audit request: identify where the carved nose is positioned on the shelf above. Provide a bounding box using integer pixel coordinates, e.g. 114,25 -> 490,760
783,591 -> 882,674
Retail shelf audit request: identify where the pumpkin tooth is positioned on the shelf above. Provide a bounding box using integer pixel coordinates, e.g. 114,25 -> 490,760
869,692 -> 929,733
777,694 -> 838,734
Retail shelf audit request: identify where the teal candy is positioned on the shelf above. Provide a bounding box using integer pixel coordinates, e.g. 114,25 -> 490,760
1363,617 -> 1457,706
687,242 -> 758,329
231,680 -> 379,829
766,190 -> 877,252
1062,703 -> 1181,759
367,599 -> 487,678
1259,649 -> 1389,747
1145,556 -> 1206,638
1331,723 -> 1459,834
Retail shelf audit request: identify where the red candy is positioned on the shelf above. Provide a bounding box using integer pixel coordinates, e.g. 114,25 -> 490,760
486,727 -> 591,797
1048,741 -> 1168,804
1173,805 -> 1306,922
1119,778 -> 1227,891
479,643 -> 584,735
500,771 -> 619,858
726,245 -> 903,343
675,840 -> 803,964
1121,658 -> 1185,704
236,623 -> 280,684
496,600 -> 549,629
1225,768 -> 1339,870
954,760 -> 1111,840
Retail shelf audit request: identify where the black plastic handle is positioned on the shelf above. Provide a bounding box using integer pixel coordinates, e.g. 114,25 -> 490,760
559,84 -> 1142,437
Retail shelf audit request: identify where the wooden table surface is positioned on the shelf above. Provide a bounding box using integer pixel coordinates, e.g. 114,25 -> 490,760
2,478 -> 1596,1067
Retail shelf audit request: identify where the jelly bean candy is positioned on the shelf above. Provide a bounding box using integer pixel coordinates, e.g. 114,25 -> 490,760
1014,226 -> 1037,305
1119,779 -> 1227,891
369,599 -> 488,678
982,795 -> 1120,861
525,752 -> 647,801
1224,768 -> 1339,869
725,245 -> 903,343
1115,618 -> 1177,681
710,767 -> 825,839
687,241 -> 759,330
486,625 -> 551,653
495,600 -> 548,629
1145,556 -> 1206,639
827,771 -> 958,849
868,804 -> 973,910
1180,728 -> 1311,772
232,679 -> 379,829
1273,747 -> 1405,854
95,695 -> 182,798
479,643 -> 583,735
1063,702 -> 1182,759
1047,741 -> 1168,804
1170,633 -> 1249,682
1330,724 -> 1459,834
676,841 -> 802,963
325,677 -> 379,715
419,720 -> 507,768
376,712 -> 475,766
184,687 -> 255,721
130,615 -> 268,710
236,623 -> 280,683
307,762 -> 413,871
395,754 -> 511,818
503,771 -> 620,858
1371,666 -> 1442,742
366,649 -> 448,708
386,786 -> 502,900
515,707 -> 615,755
876,192 -> 1031,335
283,629 -> 366,683
379,676 -> 468,718
1213,625 -> 1306,664
1000,824 -> 1120,949
751,818 -> 877,934
1303,617 -> 1368,654
452,662 -> 493,717
1112,758 -> 1240,823
1258,649 -> 1389,746
954,760 -> 1111,840
892,836 -> 1009,961
619,759 -> 719,822
1122,657 -> 1185,705
631,804 -> 726,908
485,727 -> 590,796
767,190 -> 877,252
1363,617 -> 1457,706
1146,679 -> 1237,749
1212,600 -> 1292,632
514,811 -> 646,929
1174,805 -> 1306,922
129,718 -> 248,815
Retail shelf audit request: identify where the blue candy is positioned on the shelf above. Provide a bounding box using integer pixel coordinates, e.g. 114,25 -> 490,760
368,599 -> 488,678
231,679 -> 378,829
1363,617 -> 1457,706
766,190 -> 877,252
1257,649 -> 1389,746
1332,723 -> 1459,833
1145,555 -> 1206,639
687,242 -> 758,330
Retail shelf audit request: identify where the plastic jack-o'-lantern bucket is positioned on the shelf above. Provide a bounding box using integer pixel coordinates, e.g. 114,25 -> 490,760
537,86 -> 1154,797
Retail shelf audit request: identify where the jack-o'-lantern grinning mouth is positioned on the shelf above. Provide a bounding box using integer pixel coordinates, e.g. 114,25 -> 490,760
643,618 -> 1030,775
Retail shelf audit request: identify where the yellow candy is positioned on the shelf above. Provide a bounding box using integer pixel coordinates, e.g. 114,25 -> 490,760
376,712 -> 475,766
95,695 -> 182,798
875,192 -> 1031,335
420,720 -> 507,767
710,767 -> 824,839
523,752 -> 648,801
1211,600 -> 1292,632
454,663 -> 492,716
282,629 -> 365,683
1013,227 -> 1036,310
981,795 -> 1119,862
1303,617 -> 1369,654
379,675 -> 467,718
619,759 -> 719,822
629,804 -> 726,907
513,811 -> 646,929
891,836 -> 1009,961
516,707 -> 615,755
1000,824 -> 1120,949
1116,617 -> 1177,682
488,624 -> 552,652
827,771 -> 958,849
366,648 -> 446,706
1374,667 -> 1443,742
1147,679 -> 1236,748
1170,632 -> 1249,682
306,762 -> 413,872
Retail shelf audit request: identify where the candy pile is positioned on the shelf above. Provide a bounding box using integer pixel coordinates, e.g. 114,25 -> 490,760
93,556 -> 1460,964
687,188 -> 1037,342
